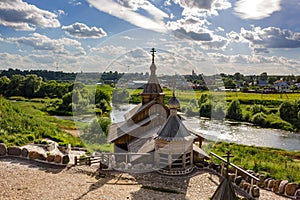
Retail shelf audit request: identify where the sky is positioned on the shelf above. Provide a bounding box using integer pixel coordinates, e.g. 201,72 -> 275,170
1,0 -> 300,75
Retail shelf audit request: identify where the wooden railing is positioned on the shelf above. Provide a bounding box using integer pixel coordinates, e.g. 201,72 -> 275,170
74,152 -> 151,169
210,152 -> 259,187
74,156 -> 103,166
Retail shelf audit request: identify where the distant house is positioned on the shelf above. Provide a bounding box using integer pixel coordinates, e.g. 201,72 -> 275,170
294,83 -> 300,87
256,80 -> 268,88
274,80 -> 290,92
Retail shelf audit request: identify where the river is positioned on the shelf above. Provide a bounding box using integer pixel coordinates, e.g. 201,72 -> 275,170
110,104 -> 300,151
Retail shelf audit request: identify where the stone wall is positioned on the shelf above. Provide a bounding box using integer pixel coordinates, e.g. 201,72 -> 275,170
0,143 -> 70,165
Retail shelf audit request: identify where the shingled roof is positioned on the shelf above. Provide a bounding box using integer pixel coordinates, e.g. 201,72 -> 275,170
155,115 -> 196,141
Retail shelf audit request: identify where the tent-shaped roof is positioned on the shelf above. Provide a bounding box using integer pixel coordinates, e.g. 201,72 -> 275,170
211,177 -> 238,200
155,115 -> 196,141
142,63 -> 163,94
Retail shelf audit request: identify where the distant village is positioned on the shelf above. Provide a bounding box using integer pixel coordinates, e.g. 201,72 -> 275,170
1,68 -> 300,93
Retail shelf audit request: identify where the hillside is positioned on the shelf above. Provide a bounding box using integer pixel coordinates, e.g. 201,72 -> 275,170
0,97 -> 83,147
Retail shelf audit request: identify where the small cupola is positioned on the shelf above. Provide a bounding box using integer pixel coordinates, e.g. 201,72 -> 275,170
168,92 -> 180,110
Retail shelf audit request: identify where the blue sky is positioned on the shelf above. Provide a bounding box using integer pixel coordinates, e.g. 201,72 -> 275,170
1,0 -> 300,75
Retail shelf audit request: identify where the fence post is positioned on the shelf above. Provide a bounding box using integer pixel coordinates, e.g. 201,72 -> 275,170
221,163 -> 224,176
75,156 -> 77,165
235,168 -> 238,179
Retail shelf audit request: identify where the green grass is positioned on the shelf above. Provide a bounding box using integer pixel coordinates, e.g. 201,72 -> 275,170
84,143 -> 113,153
0,96 -> 84,147
209,142 -> 300,184
10,98 -> 79,130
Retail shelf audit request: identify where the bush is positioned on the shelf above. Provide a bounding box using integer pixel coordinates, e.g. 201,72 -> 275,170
199,100 -> 212,118
242,111 -> 251,121
279,100 -> 300,129
251,112 -> 267,126
251,104 -> 266,115
212,102 -> 225,120
226,99 -> 242,121
198,94 -> 209,106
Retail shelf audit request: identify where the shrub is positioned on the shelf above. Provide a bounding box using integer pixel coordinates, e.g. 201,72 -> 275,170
199,100 -> 212,118
242,111 -> 251,121
226,99 -> 242,121
251,104 -> 266,115
280,101 -> 297,121
198,94 -> 210,107
251,112 -> 267,126
212,102 -> 225,120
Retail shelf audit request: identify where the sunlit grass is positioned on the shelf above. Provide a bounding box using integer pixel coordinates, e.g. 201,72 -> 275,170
210,142 -> 300,184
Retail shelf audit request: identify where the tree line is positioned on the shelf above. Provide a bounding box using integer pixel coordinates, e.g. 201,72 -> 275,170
0,74 -> 72,98
181,94 -> 300,132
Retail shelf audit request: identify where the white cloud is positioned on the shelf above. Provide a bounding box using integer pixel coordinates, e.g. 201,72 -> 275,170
227,31 -> 240,42
56,9 -> 66,16
216,27 -> 224,32
88,0 -> 168,32
68,0 -> 82,6
0,52 -> 86,72
174,0 -> 231,17
201,35 -> 228,50
234,0 -> 282,20
167,16 -> 212,41
89,45 -> 127,56
62,22 -> 107,38
240,26 -> 300,53
208,52 -> 300,66
7,33 -> 85,55
166,16 -> 228,50
208,52 -> 300,74
0,0 -> 60,31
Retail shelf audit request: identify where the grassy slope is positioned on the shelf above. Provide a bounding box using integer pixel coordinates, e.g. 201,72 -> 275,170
0,97 -> 83,147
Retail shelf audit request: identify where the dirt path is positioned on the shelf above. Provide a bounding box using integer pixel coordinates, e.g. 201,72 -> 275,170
0,158 -> 292,200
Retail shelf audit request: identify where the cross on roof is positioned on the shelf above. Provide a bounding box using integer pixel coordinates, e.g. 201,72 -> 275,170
223,150 -> 234,178
150,48 -> 156,63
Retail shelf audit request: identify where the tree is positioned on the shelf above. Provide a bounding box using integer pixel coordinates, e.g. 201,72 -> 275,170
199,100 -> 212,118
279,101 -> 297,122
227,99 -> 242,120
0,76 -> 10,95
95,88 -> 111,104
223,78 -> 236,89
233,72 -> 244,81
279,100 -> 300,129
23,74 -> 42,98
260,72 -> 268,81
6,74 -> 25,97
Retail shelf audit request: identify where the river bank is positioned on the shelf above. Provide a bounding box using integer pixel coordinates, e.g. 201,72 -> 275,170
110,103 -> 300,151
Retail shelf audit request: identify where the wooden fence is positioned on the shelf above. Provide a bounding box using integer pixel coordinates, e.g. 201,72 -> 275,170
210,152 -> 259,187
